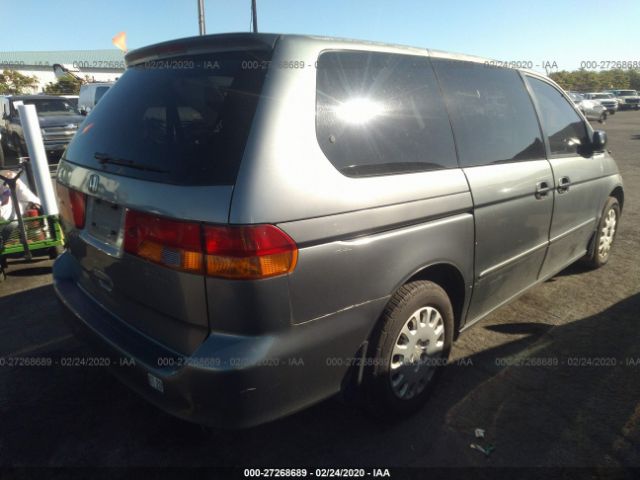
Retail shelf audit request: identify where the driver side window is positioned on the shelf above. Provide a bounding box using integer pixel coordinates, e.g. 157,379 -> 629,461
527,77 -> 588,157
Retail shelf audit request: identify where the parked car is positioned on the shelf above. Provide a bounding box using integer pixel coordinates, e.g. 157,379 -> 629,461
0,95 -> 84,163
568,92 -> 608,123
606,89 -> 640,110
583,92 -> 619,114
78,82 -> 114,115
53,33 -> 624,428
60,95 -> 79,111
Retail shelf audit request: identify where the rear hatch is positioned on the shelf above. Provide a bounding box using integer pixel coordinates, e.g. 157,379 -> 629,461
56,34 -> 277,355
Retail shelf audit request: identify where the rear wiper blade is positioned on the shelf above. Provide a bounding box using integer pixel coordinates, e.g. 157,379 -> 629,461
94,152 -> 168,173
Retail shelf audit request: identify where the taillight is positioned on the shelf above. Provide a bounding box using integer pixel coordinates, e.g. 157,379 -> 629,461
123,210 -> 203,273
56,183 -> 86,229
204,225 -> 298,279
123,209 -> 298,279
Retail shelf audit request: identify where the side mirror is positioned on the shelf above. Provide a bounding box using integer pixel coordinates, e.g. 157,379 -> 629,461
592,130 -> 607,151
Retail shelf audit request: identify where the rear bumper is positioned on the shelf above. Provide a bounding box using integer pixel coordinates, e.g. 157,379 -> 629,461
53,251 -> 384,428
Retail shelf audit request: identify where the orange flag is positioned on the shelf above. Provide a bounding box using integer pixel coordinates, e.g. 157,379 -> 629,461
112,32 -> 127,53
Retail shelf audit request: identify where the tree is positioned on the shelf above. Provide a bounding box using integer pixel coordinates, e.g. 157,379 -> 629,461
0,69 -> 39,94
43,74 -> 83,95
572,69 -> 602,92
627,69 -> 640,91
549,71 -> 574,91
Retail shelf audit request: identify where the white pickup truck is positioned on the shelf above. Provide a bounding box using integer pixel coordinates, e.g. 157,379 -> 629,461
583,92 -> 619,114
606,89 -> 640,110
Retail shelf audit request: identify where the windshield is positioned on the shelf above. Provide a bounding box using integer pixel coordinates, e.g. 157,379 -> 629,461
616,90 -> 638,96
569,93 -> 583,102
64,50 -> 272,185
20,98 -> 78,116
593,94 -> 613,99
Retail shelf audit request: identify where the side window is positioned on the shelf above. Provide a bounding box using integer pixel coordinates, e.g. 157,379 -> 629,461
95,86 -> 109,104
526,77 -> 589,156
315,51 -> 457,177
432,59 -> 545,168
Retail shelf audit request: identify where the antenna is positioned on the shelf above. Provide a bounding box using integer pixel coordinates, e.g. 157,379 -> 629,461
198,0 -> 206,35
251,0 -> 258,33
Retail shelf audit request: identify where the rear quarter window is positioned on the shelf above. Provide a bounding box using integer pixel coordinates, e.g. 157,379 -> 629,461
315,50 -> 458,177
64,51 -> 271,185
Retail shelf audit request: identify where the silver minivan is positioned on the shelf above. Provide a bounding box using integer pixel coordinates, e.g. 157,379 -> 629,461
53,33 -> 624,427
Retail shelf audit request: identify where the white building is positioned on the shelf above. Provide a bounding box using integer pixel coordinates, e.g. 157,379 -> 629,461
0,50 -> 125,93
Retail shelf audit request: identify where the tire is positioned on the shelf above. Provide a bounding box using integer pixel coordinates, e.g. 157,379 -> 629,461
598,112 -> 607,124
364,281 -> 454,417
583,197 -> 620,269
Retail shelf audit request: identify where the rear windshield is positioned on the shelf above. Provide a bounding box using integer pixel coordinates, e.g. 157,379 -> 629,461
64,51 -> 271,185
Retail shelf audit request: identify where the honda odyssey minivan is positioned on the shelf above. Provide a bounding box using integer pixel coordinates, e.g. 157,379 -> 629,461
53,33 -> 624,428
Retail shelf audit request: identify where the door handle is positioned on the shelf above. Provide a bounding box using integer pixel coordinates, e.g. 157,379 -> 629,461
535,181 -> 552,199
557,176 -> 571,193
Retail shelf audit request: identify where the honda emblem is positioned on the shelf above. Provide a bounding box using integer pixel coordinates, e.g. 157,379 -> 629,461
88,174 -> 100,193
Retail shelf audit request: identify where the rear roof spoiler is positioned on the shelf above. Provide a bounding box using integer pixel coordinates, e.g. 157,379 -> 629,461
125,33 -> 280,67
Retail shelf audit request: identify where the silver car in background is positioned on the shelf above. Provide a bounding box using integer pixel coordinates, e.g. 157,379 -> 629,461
53,33 -> 624,427
568,92 -> 608,123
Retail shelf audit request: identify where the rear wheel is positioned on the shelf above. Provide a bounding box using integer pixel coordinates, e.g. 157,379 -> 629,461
364,281 -> 453,416
584,197 -> 620,268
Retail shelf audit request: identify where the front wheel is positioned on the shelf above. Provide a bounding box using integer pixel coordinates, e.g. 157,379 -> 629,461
364,281 -> 454,416
583,197 -> 620,269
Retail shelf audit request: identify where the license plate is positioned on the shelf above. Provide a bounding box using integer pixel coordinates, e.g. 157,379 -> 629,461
87,198 -> 124,248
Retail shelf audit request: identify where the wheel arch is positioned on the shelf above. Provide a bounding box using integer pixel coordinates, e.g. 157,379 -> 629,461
395,262 -> 468,339
610,186 -> 624,212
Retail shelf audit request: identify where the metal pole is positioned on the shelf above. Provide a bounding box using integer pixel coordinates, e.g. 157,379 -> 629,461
198,0 -> 206,35
251,0 -> 258,33
16,104 -> 58,216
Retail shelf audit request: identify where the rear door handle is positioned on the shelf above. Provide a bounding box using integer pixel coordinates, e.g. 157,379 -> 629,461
557,176 -> 571,193
535,181 -> 552,199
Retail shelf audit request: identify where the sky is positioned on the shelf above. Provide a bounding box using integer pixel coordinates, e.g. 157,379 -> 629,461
1,0 -> 639,72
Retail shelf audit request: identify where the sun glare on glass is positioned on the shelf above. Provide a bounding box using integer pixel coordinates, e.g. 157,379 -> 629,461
334,98 -> 386,124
